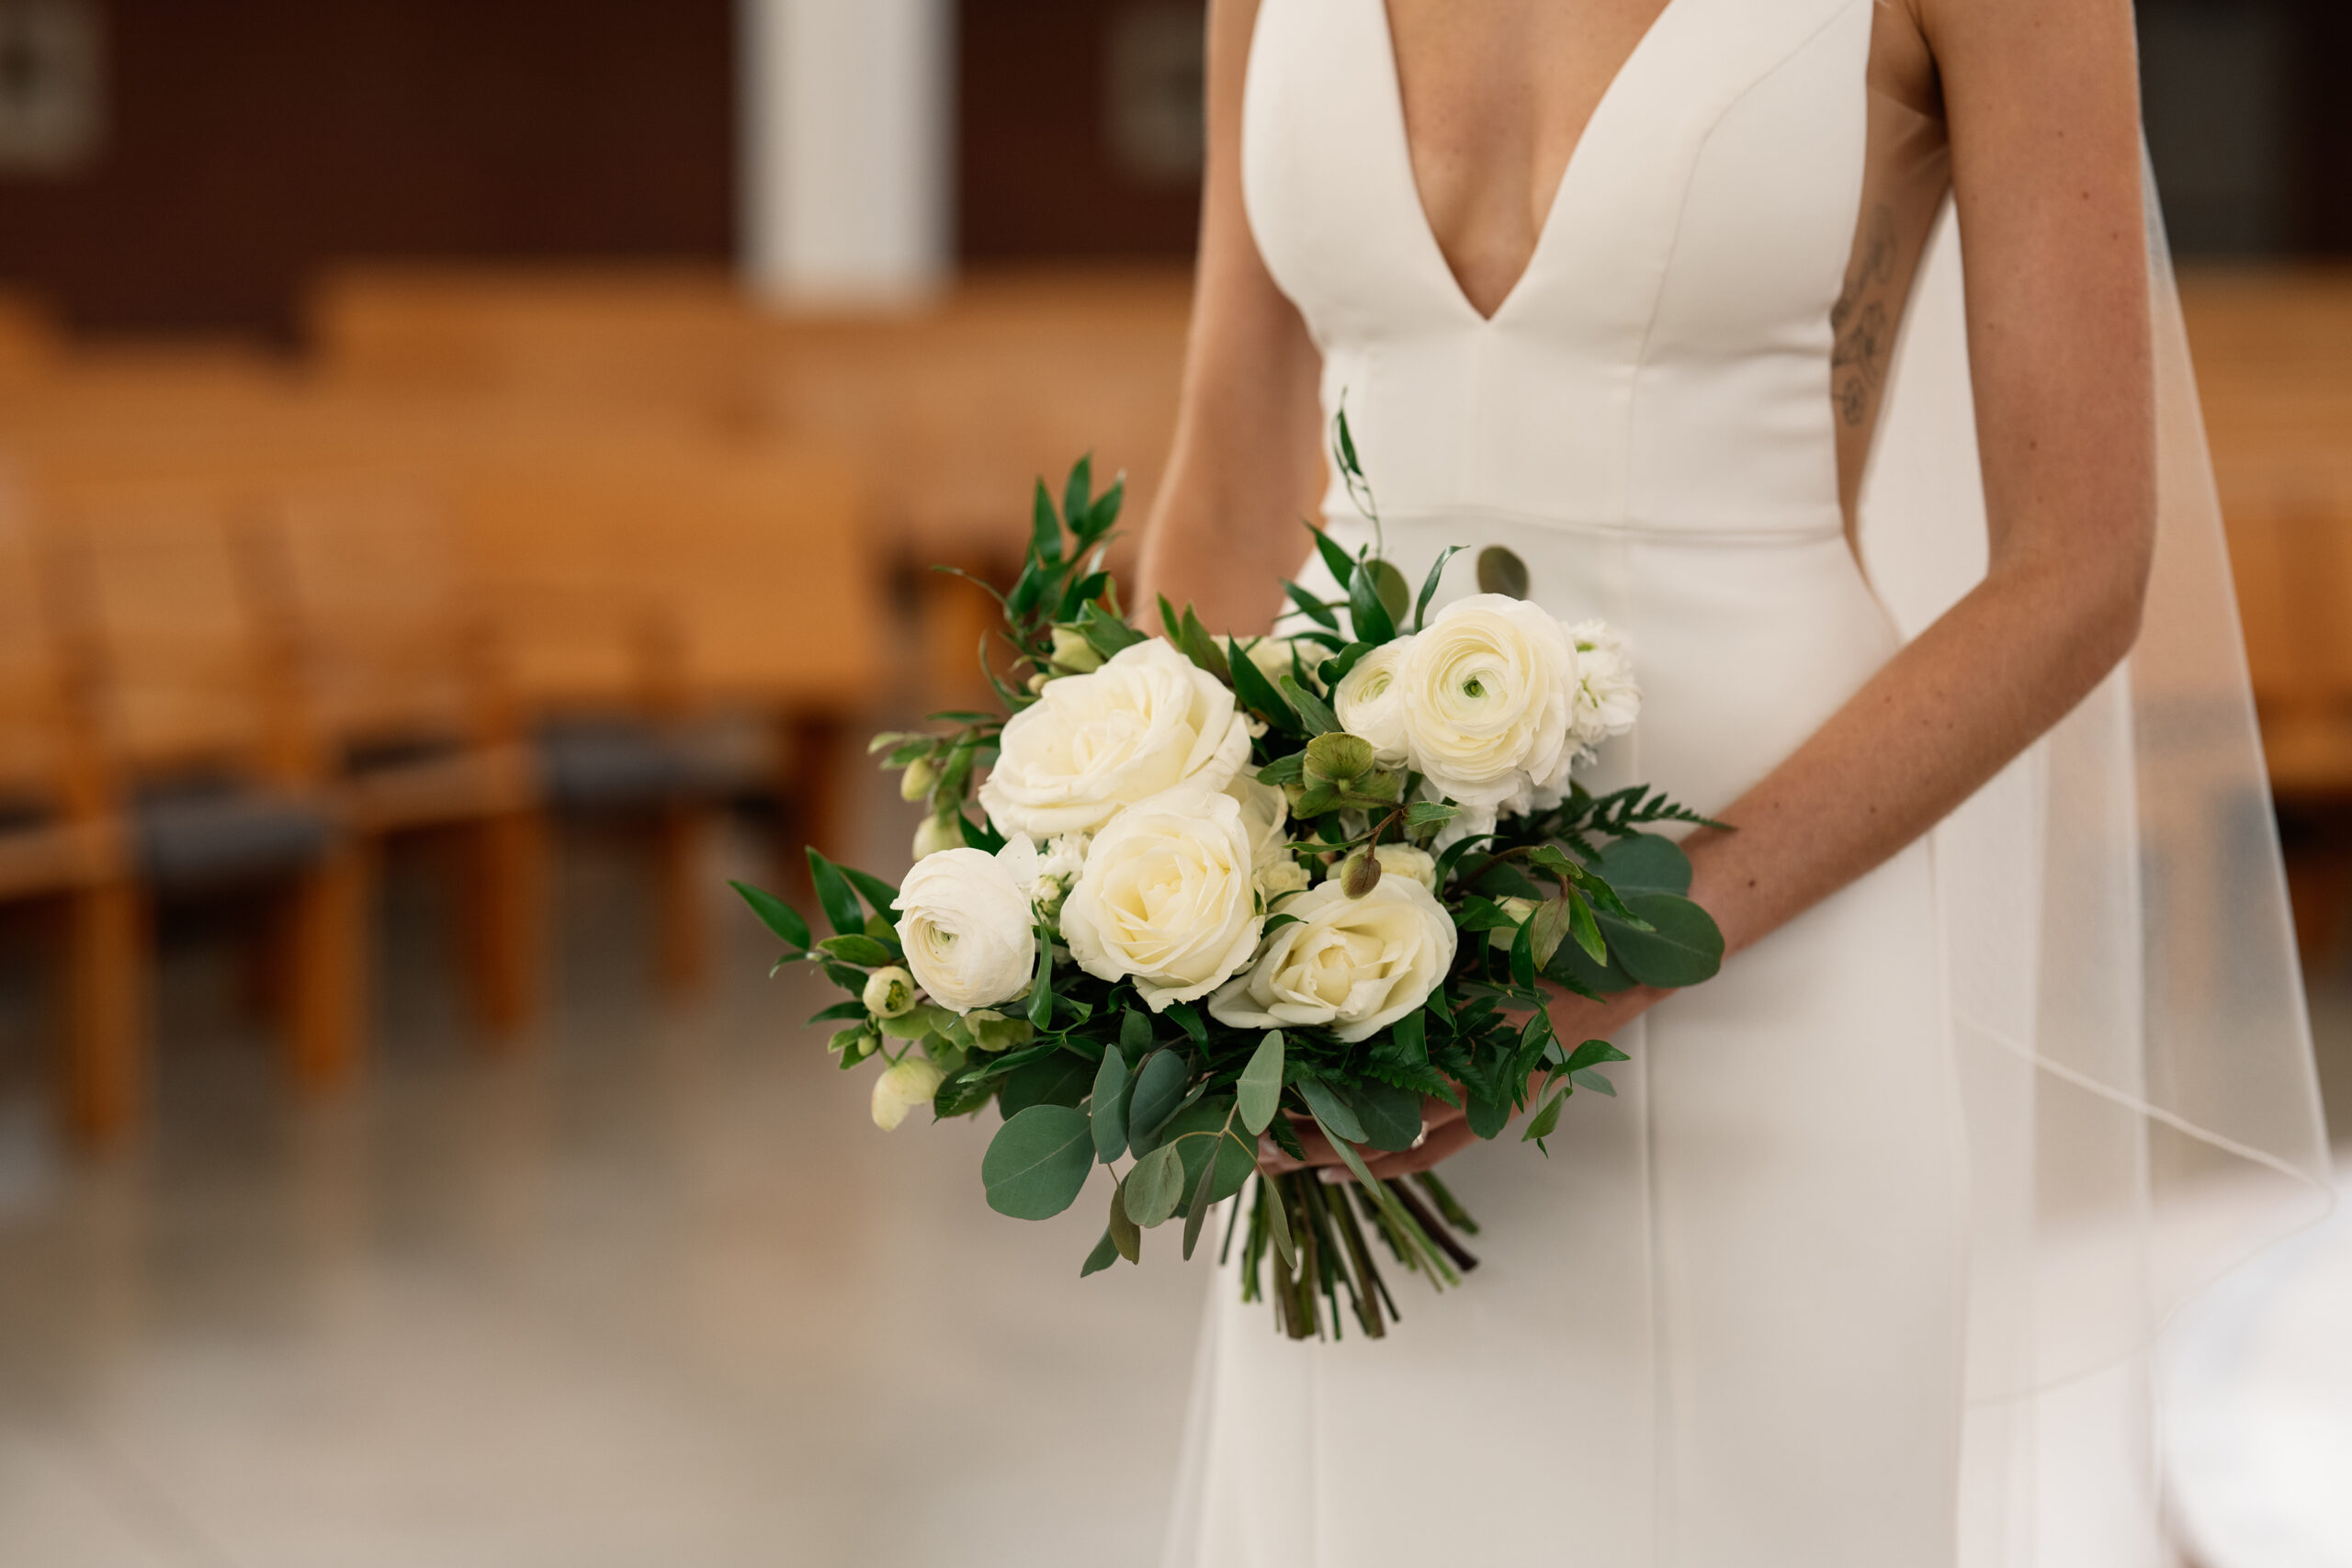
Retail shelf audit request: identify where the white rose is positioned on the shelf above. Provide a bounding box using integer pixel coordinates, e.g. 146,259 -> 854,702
1207,877 -> 1458,1043
1257,857 -> 1312,902
871,1057 -> 945,1131
978,638 -> 1251,839
1332,640 -> 1411,764
1243,636 -> 1320,694
1567,620 -> 1640,749
1223,773 -> 1289,870
1396,594 -> 1579,819
1059,786 -> 1263,1010
894,838 -> 1040,1013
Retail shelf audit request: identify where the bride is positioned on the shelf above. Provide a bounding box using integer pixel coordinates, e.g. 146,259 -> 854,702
1135,0 -> 2333,1563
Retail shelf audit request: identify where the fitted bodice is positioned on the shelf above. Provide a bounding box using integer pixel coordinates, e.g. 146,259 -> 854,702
1243,0 -> 1872,539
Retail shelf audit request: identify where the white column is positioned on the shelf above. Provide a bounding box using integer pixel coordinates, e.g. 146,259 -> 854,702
739,0 -> 955,306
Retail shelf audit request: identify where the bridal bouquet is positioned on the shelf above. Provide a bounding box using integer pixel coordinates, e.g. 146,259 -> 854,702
735,423 -> 1724,1340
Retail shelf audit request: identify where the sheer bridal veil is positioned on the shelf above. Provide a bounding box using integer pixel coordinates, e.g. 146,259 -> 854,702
1858,143 -> 2336,1556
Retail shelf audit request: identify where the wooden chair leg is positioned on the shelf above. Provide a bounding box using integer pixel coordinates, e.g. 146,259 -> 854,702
653,802 -> 711,998
62,879 -> 148,1146
465,807 -> 548,1041
777,711 -> 847,891
285,840 -> 371,1092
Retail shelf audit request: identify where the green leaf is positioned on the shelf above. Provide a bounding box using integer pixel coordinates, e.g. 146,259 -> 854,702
1163,1001 -> 1208,1047
1347,559 -> 1398,645
1564,1038 -> 1630,1072
1120,1008 -> 1154,1059
1403,801 -> 1459,835
1084,478 -> 1125,540
1256,752 -> 1306,787
1080,1226 -> 1121,1277
806,998 -> 866,1024
1570,1068 -> 1618,1097
1091,1045 -> 1130,1163
1295,1077 -> 1365,1145
1464,1093 -> 1512,1140
1077,600 -> 1148,660
1124,1144 -> 1185,1227
1566,890 -> 1607,964
1176,605 -> 1232,682
1263,1176 -> 1296,1270
1389,1008 -> 1428,1065
1602,892 -> 1724,988
981,1106 -> 1094,1220
1227,637 -> 1301,734
956,813 -> 1007,853
1596,832 -> 1693,897
1031,478 -> 1064,563
1125,1049 -> 1191,1154
841,865 -> 902,920
1279,675 -> 1341,737
1367,558 -> 1411,625
1543,925 -> 1635,996
729,881 -> 810,950
999,1053 -> 1093,1118
1351,1077 -> 1424,1153
1237,1032 -> 1284,1135
1283,581 -> 1340,630
1412,544 -> 1464,631
816,933 -> 893,966
1159,1098 -> 1254,1215
806,850 -> 865,939
1521,1088 -> 1570,1145
1108,1178 -> 1142,1261
1026,931 -> 1055,1028
1062,454 -> 1092,536
1182,1142 -> 1221,1260
1527,896 -> 1576,969
1476,544 -> 1530,599
1308,521 -> 1357,591
1509,910 -> 1539,988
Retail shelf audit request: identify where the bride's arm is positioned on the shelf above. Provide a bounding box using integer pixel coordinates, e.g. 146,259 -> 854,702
1133,0 -> 1329,635
1343,0 -> 2156,1180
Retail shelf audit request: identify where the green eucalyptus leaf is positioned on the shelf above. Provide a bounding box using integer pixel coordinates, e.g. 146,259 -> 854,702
982,1106 -> 1094,1220
1109,1178 -> 1142,1263
1080,1225 -> 1121,1277
1264,1176 -> 1297,1270
1237,1032 -> 1284,1135
1597,831 -> 1693,896
1476,545 -> 1530,599
1091,1045 -> 1130,1163
1160,1098 -> 1253,1213
1124,1144 -> 1185,1227
1124,1049 -> 1191,1154
1602,892 -> 1724,989
1295,1077 -> 1365,1145
999,1053 -> 1093,1118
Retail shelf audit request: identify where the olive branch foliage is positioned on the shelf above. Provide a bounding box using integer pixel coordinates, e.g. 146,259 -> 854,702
732,425 -> 1724,1340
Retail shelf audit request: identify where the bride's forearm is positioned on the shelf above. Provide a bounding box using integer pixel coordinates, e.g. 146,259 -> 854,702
1680,541 -> 2149,960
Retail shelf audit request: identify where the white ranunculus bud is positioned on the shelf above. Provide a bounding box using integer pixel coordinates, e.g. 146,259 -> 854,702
1396,595 -> 1580,836
1332,640 -> 1412,764
895,837 -> 1041,1013
863,965 -> 916,1018
1059,786 -> 1263,1010
899,757 -> 938,802
911,814 -> 963,860
1208,877 -> 1458,1043
1048,626 -> 1105,673
1256,856 -> 1312,902
871,1057 -> 946,1131
978,638 -> 1251,839
1566,620 -> 1640,749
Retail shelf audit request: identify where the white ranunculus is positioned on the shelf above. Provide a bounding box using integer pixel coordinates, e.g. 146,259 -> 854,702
1208,877 -> 1458,1043
1396,594 -> 1579,823
1059,786 -> 1263,1010
1332,640 -> 1412,764
1567,620 -> 1640,749
978,638 -> 1251,839
871,1057 -> 945,1131
895,838 -> 1040,1013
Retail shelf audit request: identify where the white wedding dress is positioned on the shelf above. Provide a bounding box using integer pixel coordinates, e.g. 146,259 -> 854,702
1161,1 -> 2335,1565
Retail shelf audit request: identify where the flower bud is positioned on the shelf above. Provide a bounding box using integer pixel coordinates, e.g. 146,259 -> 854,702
863,965 -> 916,1019
911,814 -> 963,860
964,1010 -> 1035,1053
1048,626 -> 1104,673
1025,670 -> 1052,695
871,1057 -> 945,1131
899,757 -> 937,802
1340,847 -> 1383,899
1304,731 -> 1377,785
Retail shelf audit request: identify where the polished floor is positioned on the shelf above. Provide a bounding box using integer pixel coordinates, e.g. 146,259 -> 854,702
1,803 -> 2347,1567
0,814 -> 1205,1568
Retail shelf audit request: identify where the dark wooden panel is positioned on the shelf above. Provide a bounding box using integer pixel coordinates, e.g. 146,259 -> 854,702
959,0 -> 1204,263
0,0 -> 736,336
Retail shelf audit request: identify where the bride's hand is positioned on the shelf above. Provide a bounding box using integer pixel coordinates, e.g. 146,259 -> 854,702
1255,984 -> 1662,1179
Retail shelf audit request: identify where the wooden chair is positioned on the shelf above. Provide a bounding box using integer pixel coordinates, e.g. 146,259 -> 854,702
42,472 -> 366,1090
247,471 -> 548,1039
0,467 -> 142,1143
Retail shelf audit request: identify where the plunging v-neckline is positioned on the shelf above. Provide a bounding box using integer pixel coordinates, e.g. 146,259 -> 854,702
1372,0 -> 1685,325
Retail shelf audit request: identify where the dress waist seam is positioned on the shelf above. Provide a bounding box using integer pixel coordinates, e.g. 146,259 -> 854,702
1324,502 -> 1848,547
